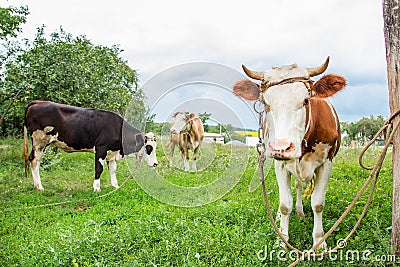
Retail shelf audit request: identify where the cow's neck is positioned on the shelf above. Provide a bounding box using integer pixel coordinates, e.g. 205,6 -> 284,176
301,98 -> 340,161
300,102 -> 312,157
187,126 -> 200,145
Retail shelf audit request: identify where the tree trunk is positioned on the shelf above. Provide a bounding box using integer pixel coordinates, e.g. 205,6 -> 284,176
383,0 -> 400,259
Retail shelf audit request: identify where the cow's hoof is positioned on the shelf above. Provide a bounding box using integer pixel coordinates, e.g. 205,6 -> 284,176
112,185 -> 120,190
297,212 -> 306,218
93,180 -> 100,192
34,185 -> 44,191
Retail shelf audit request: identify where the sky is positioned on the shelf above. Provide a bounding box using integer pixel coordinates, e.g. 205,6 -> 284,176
4,0 -> 390,130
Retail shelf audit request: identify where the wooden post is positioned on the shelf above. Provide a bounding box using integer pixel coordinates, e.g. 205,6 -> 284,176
383,0 -> 400,258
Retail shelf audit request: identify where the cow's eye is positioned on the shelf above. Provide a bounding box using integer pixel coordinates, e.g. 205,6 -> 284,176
303,99 -> 310,106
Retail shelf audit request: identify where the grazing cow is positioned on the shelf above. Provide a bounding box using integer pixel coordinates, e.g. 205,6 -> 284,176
168,111 -> 204,171
23,100 -> 158,192
233,57 -> 346,250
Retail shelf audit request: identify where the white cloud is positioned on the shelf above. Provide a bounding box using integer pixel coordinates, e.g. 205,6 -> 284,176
6,0 -> 390,125
142,62 -> 257,128
331,83 -> 390,122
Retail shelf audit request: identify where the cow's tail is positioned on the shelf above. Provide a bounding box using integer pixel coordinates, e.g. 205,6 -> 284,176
23,126 -> 29,177
166,140 -> 171,148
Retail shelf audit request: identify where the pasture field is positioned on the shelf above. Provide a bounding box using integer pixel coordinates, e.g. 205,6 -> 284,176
0,138 -> 396,266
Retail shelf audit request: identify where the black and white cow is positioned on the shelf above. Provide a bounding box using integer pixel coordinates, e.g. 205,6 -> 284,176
23,100 -> 158,192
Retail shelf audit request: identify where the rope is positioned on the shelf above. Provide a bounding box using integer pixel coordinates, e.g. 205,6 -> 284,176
257,109 -> 400,266
359,110 -> 400,170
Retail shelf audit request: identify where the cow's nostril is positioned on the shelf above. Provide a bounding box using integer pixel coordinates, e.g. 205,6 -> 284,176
286,143 -> 295,152
153,163 -> 158,167
271,140 -> 294,152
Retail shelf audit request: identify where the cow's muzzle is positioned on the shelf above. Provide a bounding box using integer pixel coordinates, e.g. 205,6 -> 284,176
268,140 -> 296,160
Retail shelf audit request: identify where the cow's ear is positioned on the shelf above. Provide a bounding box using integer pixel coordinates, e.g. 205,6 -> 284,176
313,74 -> 346,98
232,79 -> 261,101
135,133 -> 145,151
189,113 -> 196,119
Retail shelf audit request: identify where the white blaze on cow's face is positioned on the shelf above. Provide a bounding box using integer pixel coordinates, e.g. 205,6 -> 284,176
263,82 -> 309,160
140,132 -> 158,167
262,64 -> 311,160
170,111 -> 191,134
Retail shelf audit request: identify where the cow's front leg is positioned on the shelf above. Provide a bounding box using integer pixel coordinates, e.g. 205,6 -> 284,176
275,161 -> 293,246
169,143 -> 175,168
180,147 -> 190,171
295,180 -> 305,217
94,148 -> 107,192
107,159 -> 119,189
311,161 -> 332,250
191,146 -> 200,171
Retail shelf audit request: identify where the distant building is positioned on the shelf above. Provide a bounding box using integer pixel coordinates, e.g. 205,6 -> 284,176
246,136 -> 259,147
203,133 -> 225,144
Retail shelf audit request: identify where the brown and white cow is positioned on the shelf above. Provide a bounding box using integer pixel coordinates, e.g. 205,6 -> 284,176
168,111 -> 204,171
23,100 -> 158,192
233,57 -> 346,250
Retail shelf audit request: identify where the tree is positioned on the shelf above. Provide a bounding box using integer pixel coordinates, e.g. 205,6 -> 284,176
357,115 -> 386,141
383,0 -> 400,258
341,115 -> 386,146
341,121 -> 359,145
221,123 -> 245,143
0,27 -> 145,136
0,5 -> 29,40
0,5 -> 29,125
198,112 -> 211,132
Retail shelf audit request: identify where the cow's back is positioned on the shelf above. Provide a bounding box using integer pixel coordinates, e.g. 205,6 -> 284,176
25,100 -> 124,151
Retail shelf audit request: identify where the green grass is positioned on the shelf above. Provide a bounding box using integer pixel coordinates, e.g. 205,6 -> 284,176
0,138 -> 396,266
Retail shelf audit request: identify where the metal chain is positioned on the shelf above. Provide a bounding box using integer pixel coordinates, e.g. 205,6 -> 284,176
254,100 -> 265,156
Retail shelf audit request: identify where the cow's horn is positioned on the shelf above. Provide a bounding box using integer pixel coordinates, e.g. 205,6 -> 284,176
307,56 -> 330,77
242,65 -> 264,81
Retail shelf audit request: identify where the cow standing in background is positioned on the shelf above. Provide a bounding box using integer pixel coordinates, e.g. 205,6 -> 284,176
233,57 -> 346,250
168,111 -> 204,171
23,100 -> 158,192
